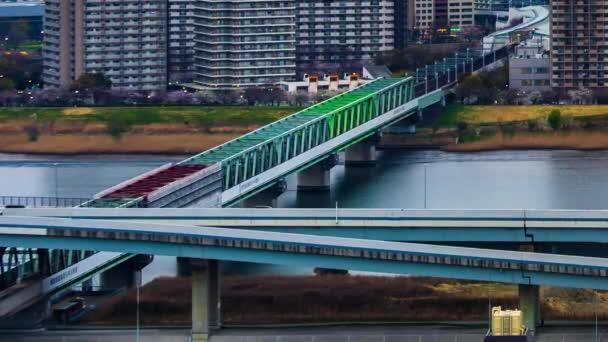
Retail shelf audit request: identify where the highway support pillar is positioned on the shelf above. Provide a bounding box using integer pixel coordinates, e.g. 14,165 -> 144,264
192,259 -> 221,342
240,180 -> 286,208
519,244 -> 541,335
345,135 -> 379,166
297,155 -> 337,191
519,284 -> 540,335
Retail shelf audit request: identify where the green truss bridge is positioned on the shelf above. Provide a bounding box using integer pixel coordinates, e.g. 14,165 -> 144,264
0,45 -> 509,320
78,46 -> 509,209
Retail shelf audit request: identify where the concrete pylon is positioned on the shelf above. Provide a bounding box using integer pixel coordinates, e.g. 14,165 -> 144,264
345,140 -> 376,166
519,283 -> 540,335
297,155 -> 337,191
519,244 -> 541,335
191,259 -> 221,342
240,180 -> 286,208
191,259 -> 210,342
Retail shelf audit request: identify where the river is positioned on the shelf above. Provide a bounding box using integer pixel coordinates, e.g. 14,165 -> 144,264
2,149 -> 608,281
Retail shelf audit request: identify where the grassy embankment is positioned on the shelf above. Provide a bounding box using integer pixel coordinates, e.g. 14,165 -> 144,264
82,275 -> 608,326
0,106 -> 300,154
385,105 -> 608,151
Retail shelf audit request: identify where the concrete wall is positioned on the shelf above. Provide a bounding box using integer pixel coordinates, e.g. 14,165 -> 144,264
509,57 -> 551,92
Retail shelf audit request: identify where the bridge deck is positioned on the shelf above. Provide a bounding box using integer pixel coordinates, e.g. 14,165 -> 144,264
3,216 -> 608,290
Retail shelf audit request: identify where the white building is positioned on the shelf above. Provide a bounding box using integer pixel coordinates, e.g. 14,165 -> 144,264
43,0 -> 167,90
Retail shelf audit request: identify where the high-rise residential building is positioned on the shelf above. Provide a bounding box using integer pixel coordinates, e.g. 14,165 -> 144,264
447,0 -> 475,28
550,1 -> 608,88
434,0 -> 448,27
168,0 -> 195,84
394,0 -> 413,49
42,0 -> 168,90
413,0 -> 435,29
295,0 -> 395,73
192,0 -> 297,88
413,0 -> 475,29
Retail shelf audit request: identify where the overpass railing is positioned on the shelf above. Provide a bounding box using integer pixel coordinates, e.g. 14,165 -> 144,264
0,196 -> 91,208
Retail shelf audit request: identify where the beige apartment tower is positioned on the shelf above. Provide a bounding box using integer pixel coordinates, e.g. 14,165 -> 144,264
43,0 -> 167,90
551,1 -> 608,88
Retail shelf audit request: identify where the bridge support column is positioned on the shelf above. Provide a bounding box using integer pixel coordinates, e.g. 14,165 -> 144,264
240,180 -> 286,208
297,155 -> 337,191
191,259 -> 221,342
519,284 -> 540,335
519,244 -> 541,335
100,254 -> 152,290
345,136 -> 379,166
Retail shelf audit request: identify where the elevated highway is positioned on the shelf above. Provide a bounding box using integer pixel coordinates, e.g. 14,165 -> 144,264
1,215 -> 608,291
5,208 -> 608,244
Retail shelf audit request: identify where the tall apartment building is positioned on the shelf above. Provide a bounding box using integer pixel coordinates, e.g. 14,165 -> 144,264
448,0 -> 475,28
168,0 -> 195,84
413,0 -> 475,29
295,1 -> 395,73
43,0 -> 167,90
192,0 -> 297,88
413,0 -> 435,29
551,1 -> 608,88
394,0 -> 413,49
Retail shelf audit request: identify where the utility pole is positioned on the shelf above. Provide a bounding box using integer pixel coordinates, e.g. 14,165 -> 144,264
53,163 -> 59,198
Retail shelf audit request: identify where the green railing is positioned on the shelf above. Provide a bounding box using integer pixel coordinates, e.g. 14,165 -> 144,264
182,77 -> 414,191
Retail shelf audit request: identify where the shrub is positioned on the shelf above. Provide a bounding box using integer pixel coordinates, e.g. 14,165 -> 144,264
548,110 -> 562,130
457,121 -> 468,131
107,114 -> 131,138
24,123 -> 39,142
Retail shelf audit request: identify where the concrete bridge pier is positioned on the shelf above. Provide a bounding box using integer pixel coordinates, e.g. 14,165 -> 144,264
100,254 -> 153,290
240,180 -> 286,208
191,259 -> 221,342
297,155 -> 337,191
519,244 -> 541,335
345,135 -> 380,166
519,283 -> 540,335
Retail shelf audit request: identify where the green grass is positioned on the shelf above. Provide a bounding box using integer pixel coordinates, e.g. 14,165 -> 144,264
0,106 -> 302,126
439,104 -> 608,127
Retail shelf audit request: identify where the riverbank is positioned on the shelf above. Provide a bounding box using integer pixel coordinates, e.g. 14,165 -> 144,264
81,275 -> 608,326
0,133 -> 239,155
380,130 -> 608,152
3,104 -> 608,154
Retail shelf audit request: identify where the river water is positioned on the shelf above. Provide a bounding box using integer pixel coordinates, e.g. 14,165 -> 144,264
2,150 -> 608,281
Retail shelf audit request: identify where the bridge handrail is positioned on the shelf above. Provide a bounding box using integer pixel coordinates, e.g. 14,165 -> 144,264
179,77 -> 388,166
219,77 -> 413,166
0,196 -> 92,208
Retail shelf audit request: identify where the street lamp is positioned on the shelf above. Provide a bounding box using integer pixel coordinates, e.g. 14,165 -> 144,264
52,163 -> 59,198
